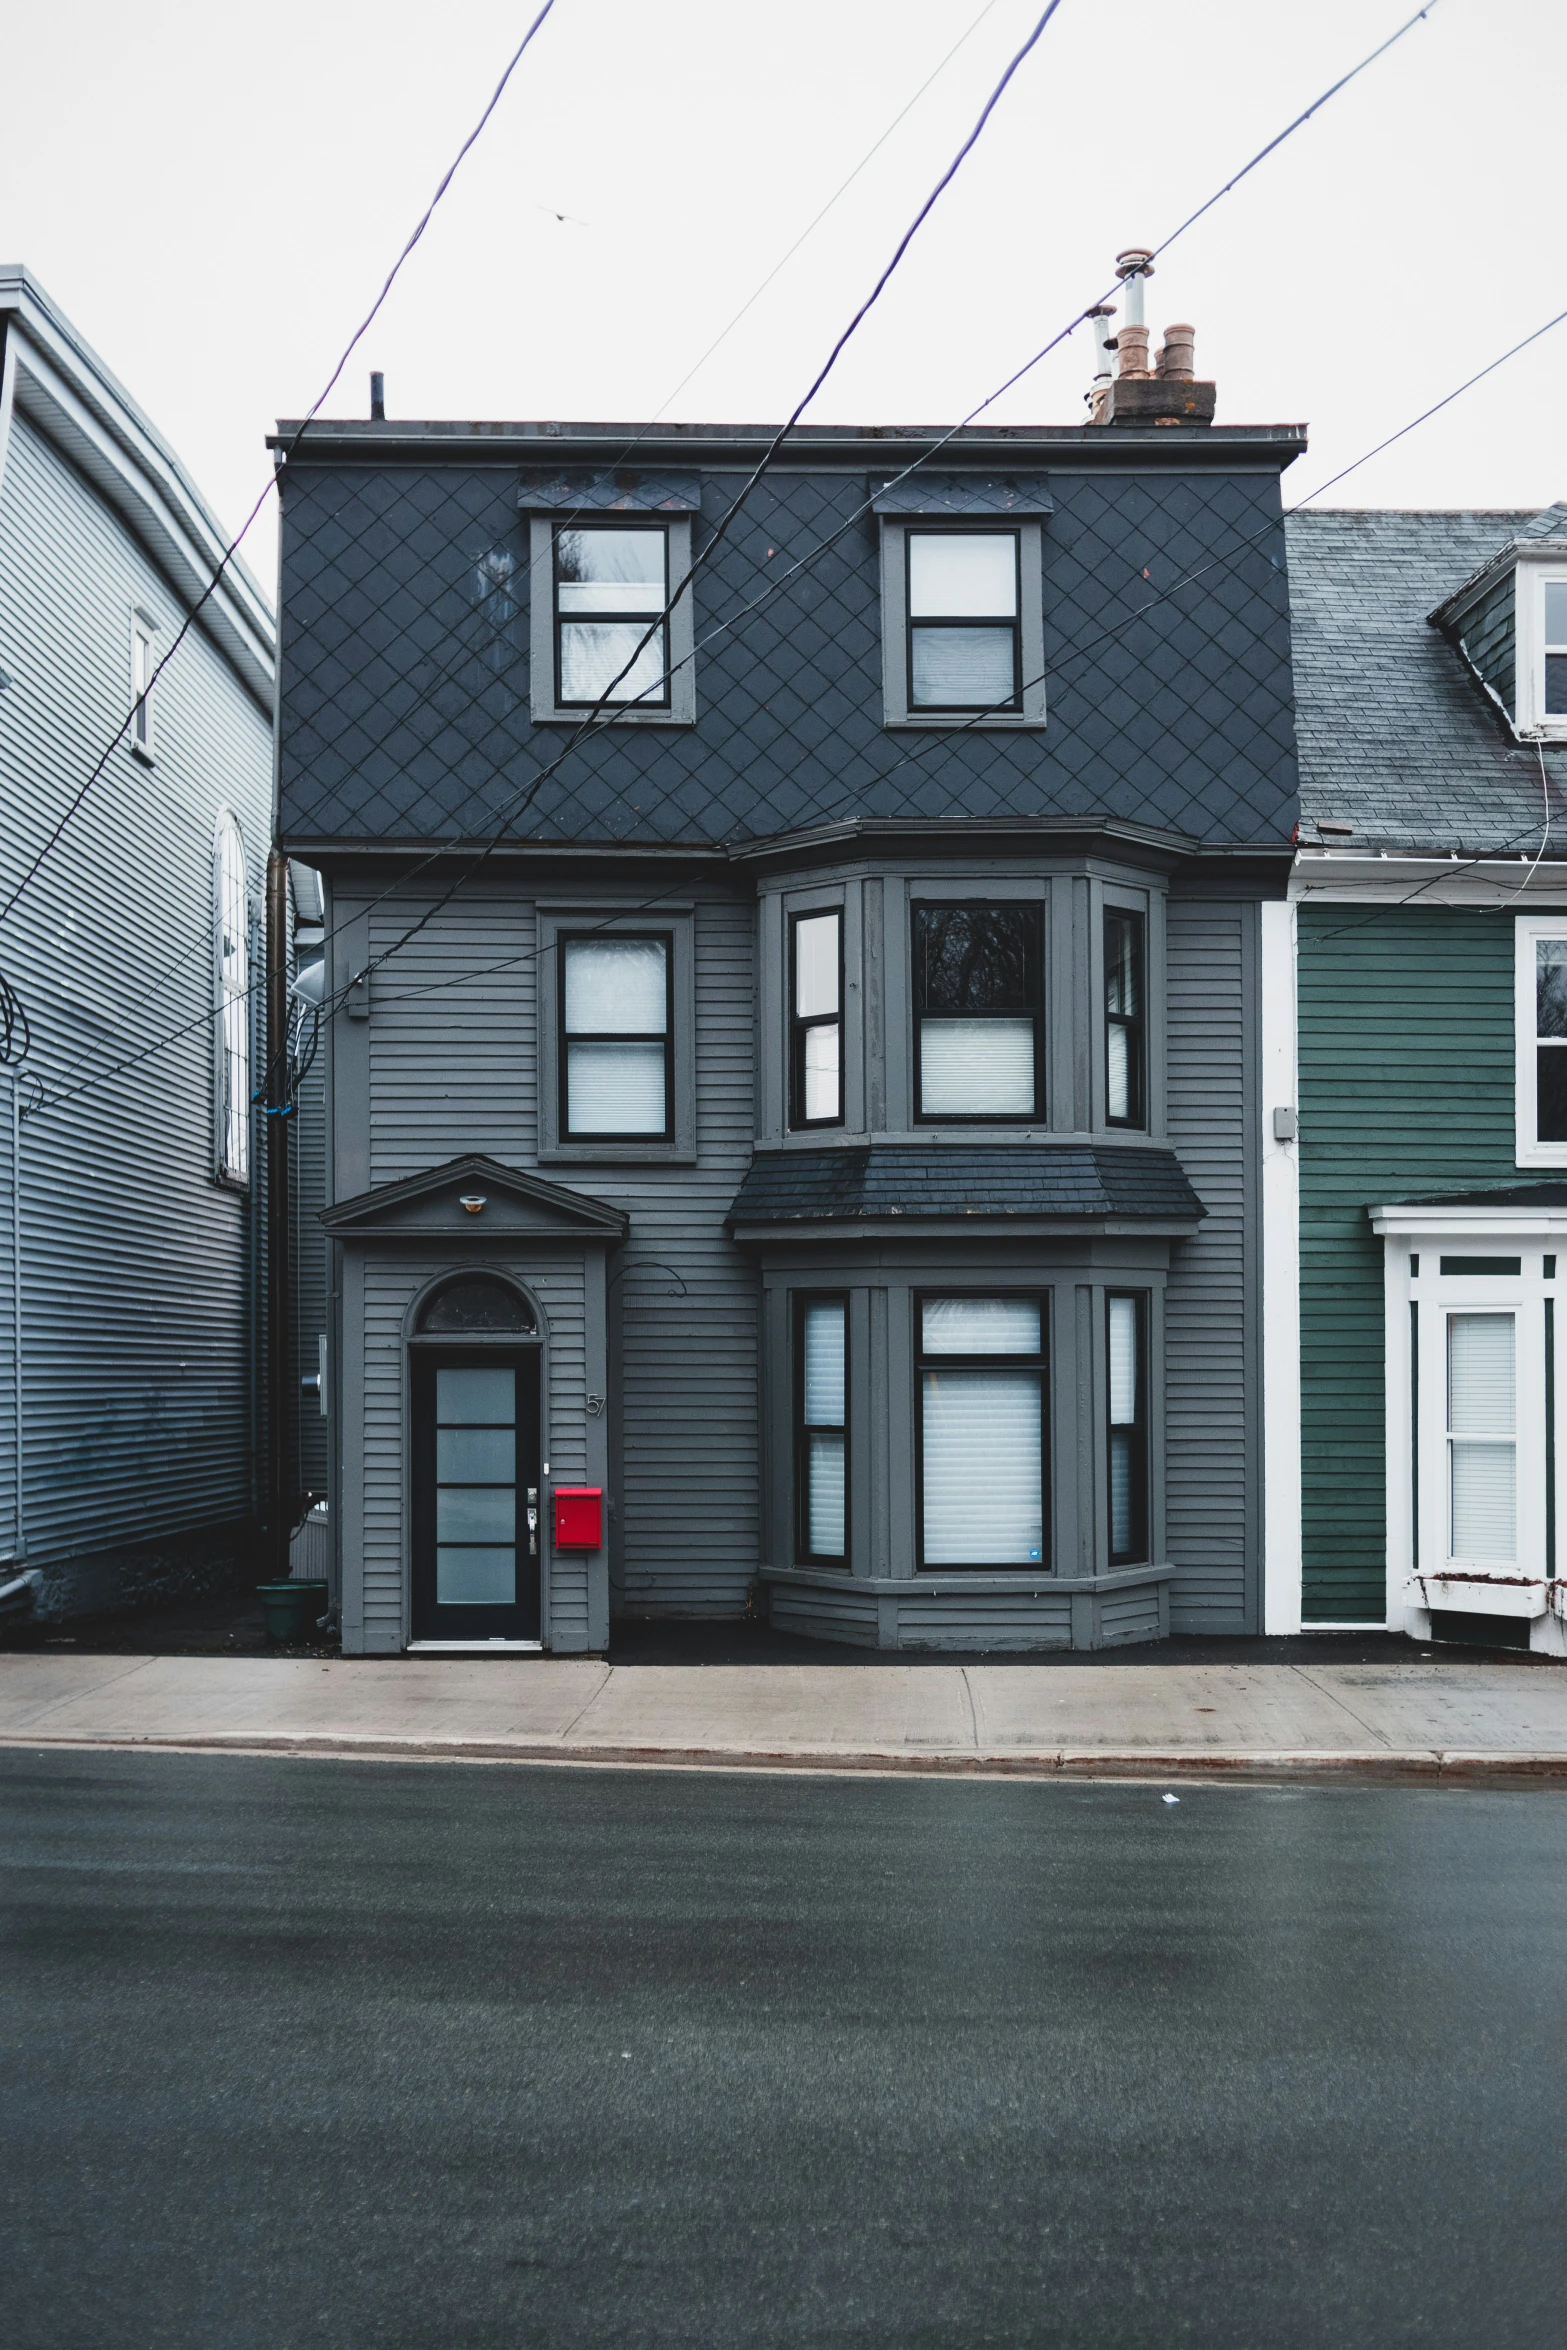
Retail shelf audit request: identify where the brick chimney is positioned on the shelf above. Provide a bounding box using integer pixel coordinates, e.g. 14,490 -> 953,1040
1093,251 -> 1216,427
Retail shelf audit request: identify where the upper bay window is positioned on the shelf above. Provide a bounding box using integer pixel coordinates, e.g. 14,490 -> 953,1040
555,526 -> 669,708
1105,910 -> 1147,1129
919,1296 -> 1047,1568
907,532 -> 1020,713
561,933 -> 672,1141
913,902 -> 1043,1122
790,910 -> 842,1129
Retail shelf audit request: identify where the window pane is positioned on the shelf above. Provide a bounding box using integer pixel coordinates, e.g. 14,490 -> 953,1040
922,1298 -> 1040,1356
436,1547 -> 516,1605
922,1370 -> 1043,1564
436,1426 -> 514,1483
803,1023 -> 840,1121
1547,654 -> 1567,717
1110,1431 -> 1135,1557
911,626 -> 1016,708
1107,1023 -> 1130,1122
808,1432 -> 846,1556
436,1366 -> 515,1426
916,908 -> 1039,1010
920,1018 -> 1035,1115
437,1487 -> 516,1544
566,1040 -> 666,1133
565,938 -> 667,1034
1448,1312 -> 1514,1436
559,620 -> 665,704
908,533 -> 1018,617
1545,580 -> 1567,646
1539,1044 -> 1567,1142
1106,913 -> 1141,1017
794,913 -> 840,1018
1450,1443 -> 1516,1560
803,1301 -> 845,1426
1109,1296 -> 1139,1424
556,528 -> 665,612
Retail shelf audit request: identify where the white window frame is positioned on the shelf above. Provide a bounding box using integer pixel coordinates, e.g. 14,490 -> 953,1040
129,609 -> 157,762
1513,558 -> 1567,740
1514,914 -> 1567,1166
213,811 -> 251,1188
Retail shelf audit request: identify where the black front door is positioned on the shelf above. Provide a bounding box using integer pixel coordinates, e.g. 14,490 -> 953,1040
412,1349 -> 541,1642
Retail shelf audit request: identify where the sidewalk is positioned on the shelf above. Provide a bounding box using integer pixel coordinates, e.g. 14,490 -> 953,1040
5,1651 -> 1567,1779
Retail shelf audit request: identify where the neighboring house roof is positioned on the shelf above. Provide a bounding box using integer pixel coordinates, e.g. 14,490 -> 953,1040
727,1145 -> 1205,1234
0,266 -> 274,707
1286,507 -> 1567,856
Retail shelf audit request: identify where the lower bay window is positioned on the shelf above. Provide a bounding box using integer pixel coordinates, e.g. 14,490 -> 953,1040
918,1295 -> 1047,1567
790,910 -> 842,1128
561,932 -> 672,1140
913,903 -> 1044,1121
797,1297 -> 847,1562
1107,1293 -> 1150,1565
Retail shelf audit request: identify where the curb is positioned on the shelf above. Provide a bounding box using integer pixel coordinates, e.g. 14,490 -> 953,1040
5,1730 -> 1567,1782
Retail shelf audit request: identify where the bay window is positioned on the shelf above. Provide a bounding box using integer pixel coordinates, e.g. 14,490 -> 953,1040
913,903 -> 1043,1121
1107,1293 -> 1149,1564
1105,910 -> 1146,1129
797,1297 -> 847,1562
918,1296 -> 1046,1567
789,910 -> 842,1129
1447,1311 -> 1516,1563
561,933 -> 671,1140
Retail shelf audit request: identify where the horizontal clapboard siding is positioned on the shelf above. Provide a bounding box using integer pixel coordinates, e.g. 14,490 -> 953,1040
1297,904 -> 1516,1621
359,885 -> 758,1621
0,409 -> 272,1591
0,1077 -> 16,1558
1164,900 -> 1256,1633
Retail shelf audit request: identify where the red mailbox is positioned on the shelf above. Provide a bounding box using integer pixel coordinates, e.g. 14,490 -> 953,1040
553,1487 -> 602,1551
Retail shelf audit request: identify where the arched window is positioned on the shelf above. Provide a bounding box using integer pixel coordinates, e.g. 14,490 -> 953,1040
215,813 -> 250,1185
417,1278 -> 537,1335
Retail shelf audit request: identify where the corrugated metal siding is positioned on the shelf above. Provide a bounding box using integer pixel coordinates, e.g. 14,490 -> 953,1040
1164,901 -> 1256,1632
0,1075 -> 17,1557
1297,904 -> 1516,1621
361,885 -> 759,1621
1458,573 -> 1516,719
0,410 -> 272,1580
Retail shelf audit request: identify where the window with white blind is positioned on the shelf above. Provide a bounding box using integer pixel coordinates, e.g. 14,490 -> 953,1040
560,934 -> 671,1139
797,1297 -> 847,1562
912,903 -> 1044,1122
1107,1292 -> 1149,1564
214,812 -> 250,1186
1448,1311 -> 1516,1563
789,910 -> 842,1129
918,1296 -> 1046,1567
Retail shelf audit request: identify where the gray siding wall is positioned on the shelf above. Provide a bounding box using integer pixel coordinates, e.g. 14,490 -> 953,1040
0,1075 -> 17,1560
352,881 -> 759,1619
0,410 -> 273,1598
1163,899 -> 1258,1633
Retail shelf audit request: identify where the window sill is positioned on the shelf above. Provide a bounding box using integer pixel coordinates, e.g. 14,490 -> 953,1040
1515,1145 -> 1567,1169
129,741 -> 156,766
539,1142 -> 697,1168
761,1562 -> 1173,1595
531,705 -> 694,728
882,712 -> 1046,732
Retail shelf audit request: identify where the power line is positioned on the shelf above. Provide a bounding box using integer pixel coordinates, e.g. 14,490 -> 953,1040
0,0 -> 560,935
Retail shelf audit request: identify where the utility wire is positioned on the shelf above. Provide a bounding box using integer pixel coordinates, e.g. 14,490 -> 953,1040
0,0 -> 560,935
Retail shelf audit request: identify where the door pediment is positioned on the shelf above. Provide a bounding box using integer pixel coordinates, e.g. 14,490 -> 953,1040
320,1154 -> 628,1243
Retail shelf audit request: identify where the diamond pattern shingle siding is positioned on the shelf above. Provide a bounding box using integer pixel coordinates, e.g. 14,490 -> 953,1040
726,1145 -> 1205,1227
1287,508 -> 1567,853
277,454 -> 1297,850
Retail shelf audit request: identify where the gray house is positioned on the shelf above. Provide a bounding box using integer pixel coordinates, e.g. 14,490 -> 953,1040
0,269 -> 275,1620
277,350 -> 1303,1652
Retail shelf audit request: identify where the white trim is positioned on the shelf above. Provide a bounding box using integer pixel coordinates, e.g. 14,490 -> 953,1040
1259,899 -> 1301,1633
1515,913 -> 1567,1166
406,1640 -> 545,1653
1515,558 -> 1567,740
1291,854 -> 1567,909
1372,1202 -> 1567,1236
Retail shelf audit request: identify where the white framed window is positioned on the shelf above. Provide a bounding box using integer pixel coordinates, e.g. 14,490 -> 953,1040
129,611 -> 156,760
214,812 -> 250,1186
1513,563 -> 1567,738
1514,915 -> 1567,1166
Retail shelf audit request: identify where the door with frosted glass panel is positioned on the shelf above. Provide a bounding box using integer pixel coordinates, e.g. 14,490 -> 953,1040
412,1351 -> 541,1641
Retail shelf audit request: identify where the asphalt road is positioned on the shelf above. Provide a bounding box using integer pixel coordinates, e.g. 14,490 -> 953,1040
5,1753 -> 1566,2349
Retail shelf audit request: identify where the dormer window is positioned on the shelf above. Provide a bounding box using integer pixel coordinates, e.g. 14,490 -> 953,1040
1544,580 -> 1567,720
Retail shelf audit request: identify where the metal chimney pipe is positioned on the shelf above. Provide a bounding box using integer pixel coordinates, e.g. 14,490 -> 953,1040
370,371 -> 385,422
1115,248 -> 1155,329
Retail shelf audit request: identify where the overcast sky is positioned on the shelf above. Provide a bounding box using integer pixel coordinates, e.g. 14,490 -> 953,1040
4,0 -> 1564,595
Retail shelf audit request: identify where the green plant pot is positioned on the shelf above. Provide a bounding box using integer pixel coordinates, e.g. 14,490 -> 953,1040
256,1580 -> 327,1644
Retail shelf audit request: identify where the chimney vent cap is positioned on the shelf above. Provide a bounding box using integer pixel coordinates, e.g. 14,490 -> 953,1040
1115,248 -> 1155,279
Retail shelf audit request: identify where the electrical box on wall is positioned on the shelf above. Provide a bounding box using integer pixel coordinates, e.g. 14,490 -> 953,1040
553,1487 -> 602,1550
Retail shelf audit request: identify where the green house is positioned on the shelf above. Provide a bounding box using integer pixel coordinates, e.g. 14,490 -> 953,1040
1277,506 -> 1567,1654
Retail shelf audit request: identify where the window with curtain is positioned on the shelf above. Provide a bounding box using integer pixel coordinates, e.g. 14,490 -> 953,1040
1107,1293 -> 1149,1564
554,525 -> 669,707
561,934 -> 671,1138
1105,910 -> 1146,1129
906,531 -> 1021,712
790,910 -> 842,1128
913,903 -> 1043,1120
1536,935 -> 1567,1142
797,1297 -> 847,1562
918,1296 -> 1046,1567
1448,1311 -> 1516,1561
214,812 -> 250,1185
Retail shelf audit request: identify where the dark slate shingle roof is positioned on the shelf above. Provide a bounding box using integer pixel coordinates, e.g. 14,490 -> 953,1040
727,1145 -> 1204,1227
1286,507 -> 1567,854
